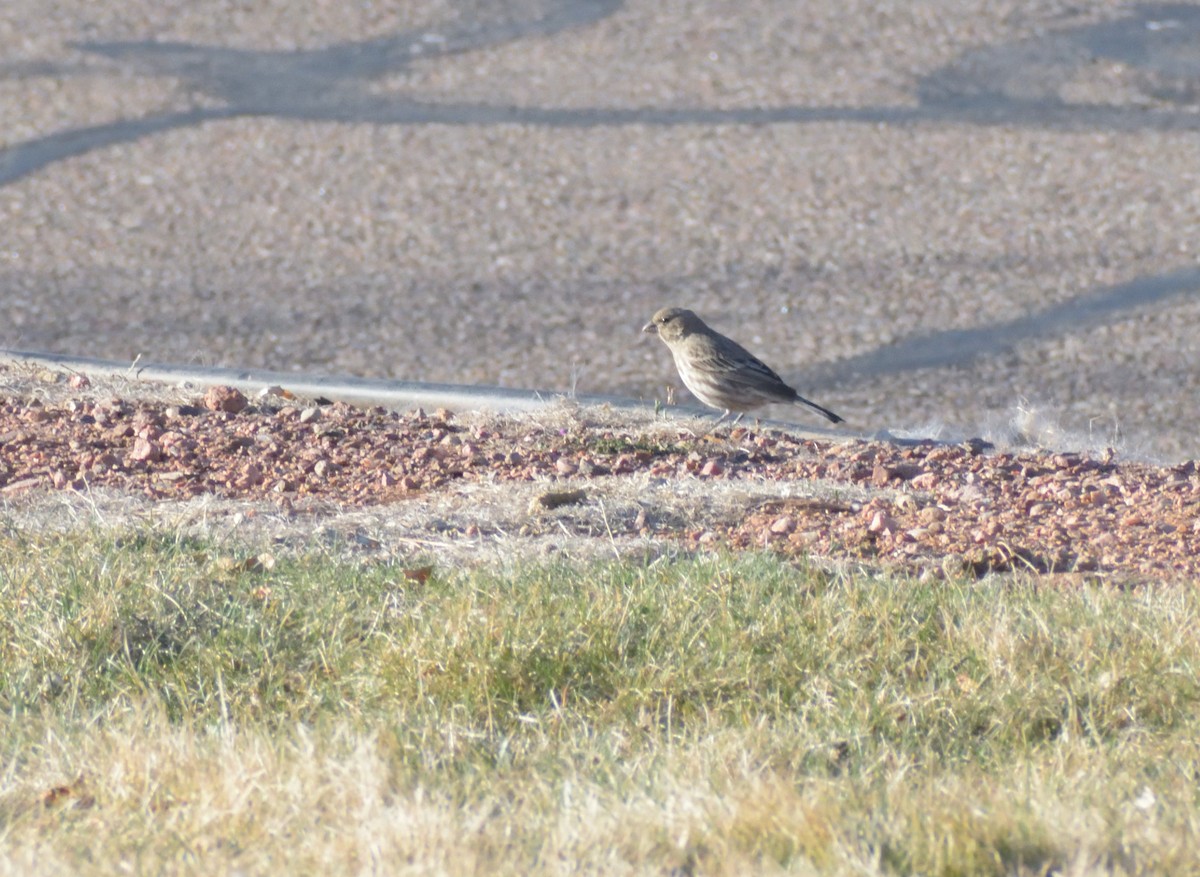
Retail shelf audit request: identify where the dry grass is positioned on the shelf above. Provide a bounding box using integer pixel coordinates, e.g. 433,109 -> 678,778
1,529 -> 1199,875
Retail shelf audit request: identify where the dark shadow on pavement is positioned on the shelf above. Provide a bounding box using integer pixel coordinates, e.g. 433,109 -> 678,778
795,268 -> 1200,390
4,2 -> 1200,185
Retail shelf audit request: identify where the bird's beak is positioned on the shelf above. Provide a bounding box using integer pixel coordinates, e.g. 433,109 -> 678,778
641,321 -> 658,335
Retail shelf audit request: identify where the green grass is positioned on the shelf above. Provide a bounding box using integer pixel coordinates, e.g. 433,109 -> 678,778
1,530 -> 1199,874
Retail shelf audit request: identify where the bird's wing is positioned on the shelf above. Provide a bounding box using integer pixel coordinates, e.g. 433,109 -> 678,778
694,340 -> 794,396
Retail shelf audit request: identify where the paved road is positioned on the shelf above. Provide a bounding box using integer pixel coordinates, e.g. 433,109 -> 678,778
2,0 -> 1198,459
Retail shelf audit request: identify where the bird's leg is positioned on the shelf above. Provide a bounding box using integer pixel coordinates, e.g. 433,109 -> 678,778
730,411 -> 746,426
712,410 -> 732,426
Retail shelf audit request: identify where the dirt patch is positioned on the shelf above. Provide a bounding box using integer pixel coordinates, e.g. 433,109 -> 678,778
1,366 -> 1197,580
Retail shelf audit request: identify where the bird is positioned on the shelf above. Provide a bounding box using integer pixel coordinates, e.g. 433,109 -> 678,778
642,306 -> 843,425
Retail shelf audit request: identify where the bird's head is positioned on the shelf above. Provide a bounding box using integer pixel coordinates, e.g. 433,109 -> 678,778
642,307 -> 706,344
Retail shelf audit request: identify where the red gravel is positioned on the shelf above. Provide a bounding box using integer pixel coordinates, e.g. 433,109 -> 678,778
1,387 -> 1197,580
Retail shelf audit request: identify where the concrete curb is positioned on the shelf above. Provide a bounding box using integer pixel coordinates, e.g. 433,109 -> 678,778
0,347 -> 857,441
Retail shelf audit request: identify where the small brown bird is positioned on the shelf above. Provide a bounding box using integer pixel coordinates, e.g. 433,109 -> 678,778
643,307 -> 843,425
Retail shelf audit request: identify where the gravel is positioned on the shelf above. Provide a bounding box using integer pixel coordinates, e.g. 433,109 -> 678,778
1,369 -> 1197,581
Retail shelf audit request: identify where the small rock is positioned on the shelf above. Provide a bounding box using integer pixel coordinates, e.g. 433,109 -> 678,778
917,506 -> 947,524
203,386 -> 248,414
769,515 -> 795,535
867,510 -> 898,535
910,472 -> 939,490
233,464 -> 264,488
129,437 -> 161,463
700,459 -> 724,477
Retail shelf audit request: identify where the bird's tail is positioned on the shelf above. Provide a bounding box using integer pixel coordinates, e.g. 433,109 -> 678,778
796,395 -> 844,424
